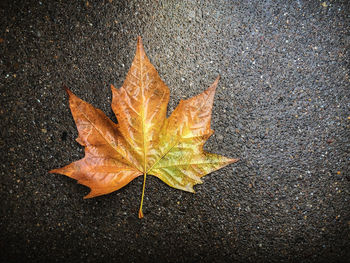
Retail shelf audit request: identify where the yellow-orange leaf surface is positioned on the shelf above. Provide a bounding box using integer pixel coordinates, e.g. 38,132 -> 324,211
50,37 -> 238,218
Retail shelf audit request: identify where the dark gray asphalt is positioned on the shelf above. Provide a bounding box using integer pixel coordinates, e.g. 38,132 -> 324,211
1,0 -> 349,262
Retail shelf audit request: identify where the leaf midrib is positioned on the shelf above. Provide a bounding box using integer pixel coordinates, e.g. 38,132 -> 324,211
139,51 -> 147,174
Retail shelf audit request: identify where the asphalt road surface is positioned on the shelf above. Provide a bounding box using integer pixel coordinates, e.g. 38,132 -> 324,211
1,1 -> 349,262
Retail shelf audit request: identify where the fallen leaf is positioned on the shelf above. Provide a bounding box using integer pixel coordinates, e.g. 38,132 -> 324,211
50,36 -> 239,218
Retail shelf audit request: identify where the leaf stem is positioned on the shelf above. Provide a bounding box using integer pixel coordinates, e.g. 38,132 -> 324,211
138,172 -> 147,218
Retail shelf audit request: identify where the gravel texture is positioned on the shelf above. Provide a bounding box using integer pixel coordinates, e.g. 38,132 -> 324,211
1,0 -> 349,262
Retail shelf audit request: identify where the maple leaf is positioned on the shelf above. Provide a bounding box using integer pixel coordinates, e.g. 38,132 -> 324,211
50,37 -> 239,218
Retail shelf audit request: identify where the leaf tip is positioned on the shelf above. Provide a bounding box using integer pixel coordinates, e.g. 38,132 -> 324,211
49,169 -> 57,174
137,36 -> 145,54
49,167 -> 69,175
228,158 -> 240,164
204,76 -> 220,96
63,86 -> 73,97
210,75 -> 220,91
